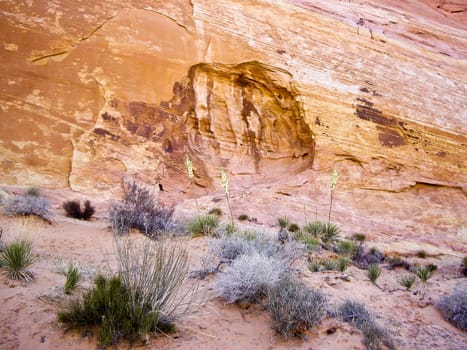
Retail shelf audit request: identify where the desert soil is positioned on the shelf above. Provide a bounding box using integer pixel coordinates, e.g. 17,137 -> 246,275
0,206 -> 466,350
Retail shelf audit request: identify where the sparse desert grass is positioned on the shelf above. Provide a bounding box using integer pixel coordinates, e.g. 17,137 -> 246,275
268,277 -> 328,339
338,239 -> 358,257
337,257 -> 350,272
287,223 -> 300,233
277,216 -> 290,230
4,193 -> 53,223
63,263 -> 81,294
108,180 -> 173,236
188,214 -> 219,236
63,200 -> 95,220
398,275 -> 416,290
0,239 -> 36,281
59,239 -> 201,348
437,284 -> 467,331
339,300 -> 395,350
416,249 -> 428,258
415,264 -> 437,283
367,264 -> 381,283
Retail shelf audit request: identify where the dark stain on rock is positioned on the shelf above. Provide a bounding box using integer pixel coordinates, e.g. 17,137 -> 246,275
377,127 -> 406,147
359,87 -> 370,93
101,112 -> 116,122
93,128 -> 120,141
356,100 -> 395,127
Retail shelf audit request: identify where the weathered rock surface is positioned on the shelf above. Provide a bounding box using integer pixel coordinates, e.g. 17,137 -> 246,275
0,0 -> 466,246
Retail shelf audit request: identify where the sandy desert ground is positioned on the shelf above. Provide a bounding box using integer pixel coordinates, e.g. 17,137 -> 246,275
0,192 -> 466,350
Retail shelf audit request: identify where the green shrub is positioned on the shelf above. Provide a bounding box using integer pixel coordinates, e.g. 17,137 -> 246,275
338,240 -> 358,257
277,216 -> 290,229
367,264 -> 381,283
337,257 -> 350,272
4,194 -> 52,223
287,223 -> 300,233
0,240 -> 36,281
416,250 -> 428,258
63,200 -> 95,220
398,275 -> 416,290
268,277 -> 328,338
64,263 -> 81,294
26,186 -> 40,197
415,264 -> 437,282
59,239 -> 199,348
353,233 -> 366,242
339,300 -> 395,350
188,214 -> 219,236
108,180 -> 173,236
437,285 -> 467,331
238,214 -> 249,221
208,208 -> 223,216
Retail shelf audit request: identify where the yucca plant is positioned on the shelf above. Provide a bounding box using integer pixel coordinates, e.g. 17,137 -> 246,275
398,275 -> 416,290
64,263 -> 81,294
321,258 -> 337,271
367,264 -> 381,284
220,168 -> 234,226
303,221 -> 326,237
308,259 -> 321,272
322,222 -> 341,244
328,169 -> 339,223
415,264 -> 437,283
0,240 -> 36,281
185,155 -> 200,213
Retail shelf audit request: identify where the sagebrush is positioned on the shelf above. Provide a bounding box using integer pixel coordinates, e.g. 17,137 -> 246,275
339,300 -> 395,350
437,284 -> 467,331
108,180 -> 173,236
4,194 -> 52,223
268,277 -> 328,338
216,252 -> 284,304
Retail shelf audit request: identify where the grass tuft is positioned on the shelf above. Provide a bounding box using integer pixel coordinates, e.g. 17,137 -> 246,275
64,263 -> 81,294
398,275 -> 416,290
188,214 -> 219,236
0,240 -> 36,281
415,264 -> 437,282
367,264 -> 381,283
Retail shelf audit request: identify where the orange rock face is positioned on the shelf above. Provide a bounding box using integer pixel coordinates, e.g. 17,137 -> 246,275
0,1 -> 465,244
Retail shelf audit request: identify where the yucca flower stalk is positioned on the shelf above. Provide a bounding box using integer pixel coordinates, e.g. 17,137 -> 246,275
220,168 -> 234,226
185,155 -> 200,213
328,169 -> 339,223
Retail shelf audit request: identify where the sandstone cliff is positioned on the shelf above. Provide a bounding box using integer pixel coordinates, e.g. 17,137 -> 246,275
0,0 -> 466,246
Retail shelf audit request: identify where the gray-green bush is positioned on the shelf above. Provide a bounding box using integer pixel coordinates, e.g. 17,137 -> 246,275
4,194 -> 52,223
216,252 -> 284,304
339,300 -> 395,350
268,277 -> 328,338
108,180 -> 173,236
188,214 -> 219,236
437,285 -> 467,331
